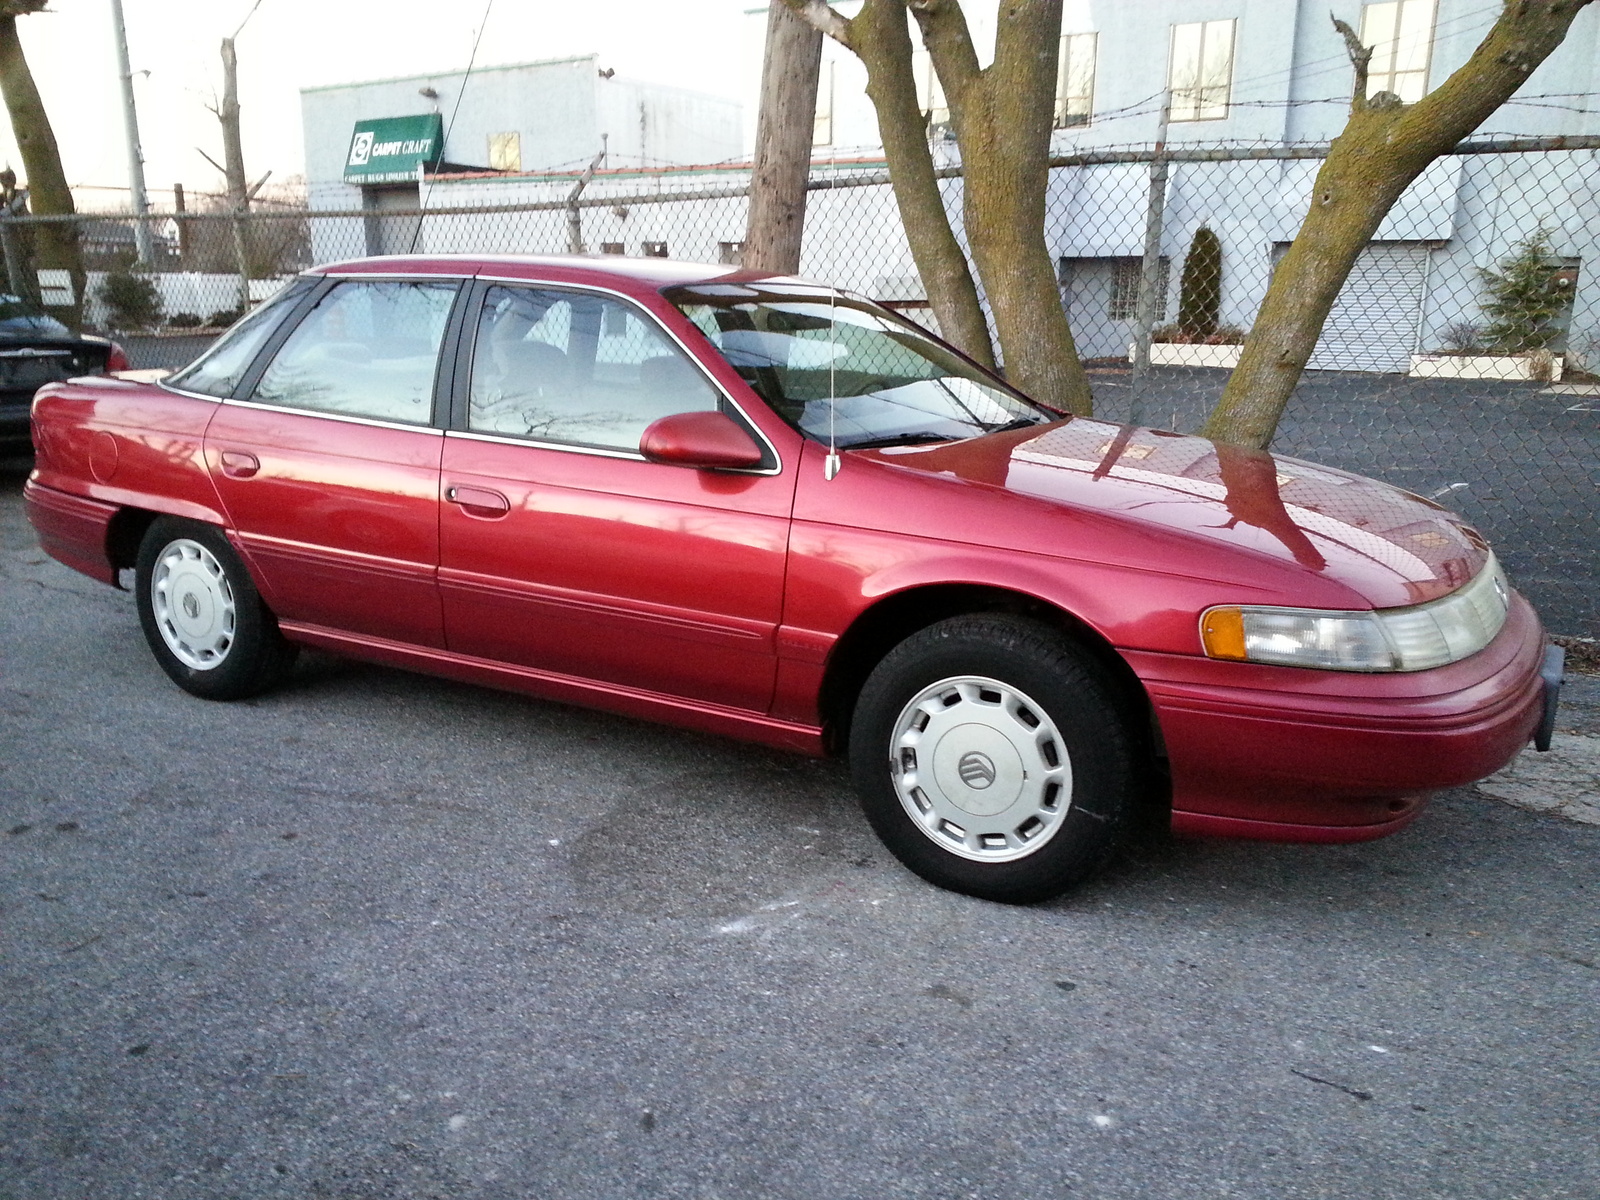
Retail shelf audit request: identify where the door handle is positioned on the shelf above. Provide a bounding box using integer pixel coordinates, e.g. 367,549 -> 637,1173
219,450 -> 260,478
445,484 -> 511,517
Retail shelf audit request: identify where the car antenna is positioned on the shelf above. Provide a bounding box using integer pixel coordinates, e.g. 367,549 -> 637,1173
824,147 -> 841,482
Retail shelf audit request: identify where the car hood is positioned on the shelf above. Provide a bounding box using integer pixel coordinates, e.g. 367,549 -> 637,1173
864,418 -> 1489,608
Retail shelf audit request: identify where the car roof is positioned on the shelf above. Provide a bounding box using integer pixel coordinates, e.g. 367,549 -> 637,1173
310,253 -> 762,293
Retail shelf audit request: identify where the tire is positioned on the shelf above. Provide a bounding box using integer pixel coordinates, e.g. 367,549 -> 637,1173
134,517 -> 296,700
849,614 -> 1137,904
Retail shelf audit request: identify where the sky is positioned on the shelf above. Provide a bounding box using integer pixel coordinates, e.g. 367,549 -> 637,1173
0,0 -> 760,208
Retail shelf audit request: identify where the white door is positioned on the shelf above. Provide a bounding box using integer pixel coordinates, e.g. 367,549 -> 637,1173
1302,243 -> 1430,373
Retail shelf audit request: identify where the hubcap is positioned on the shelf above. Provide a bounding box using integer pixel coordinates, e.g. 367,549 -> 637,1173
151,538 -> 236,671
889,675 -> 1073,863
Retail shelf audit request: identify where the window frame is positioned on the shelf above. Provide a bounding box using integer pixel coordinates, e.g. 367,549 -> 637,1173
1167,18 -> 1237,123
1360,0 -> 1437,104
159,275 -> 322,403
210,273 -> 471,433
1055,31 -> 1098,129
445,276 -> 782,474
813,58 -> 836,147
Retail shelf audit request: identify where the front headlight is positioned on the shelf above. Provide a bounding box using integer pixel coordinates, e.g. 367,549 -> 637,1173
1200,554 -> 1510,672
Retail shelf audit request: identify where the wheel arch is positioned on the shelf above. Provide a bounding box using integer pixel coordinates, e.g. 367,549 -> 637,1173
818,583 -> 1163,764
105,505 -> 162,586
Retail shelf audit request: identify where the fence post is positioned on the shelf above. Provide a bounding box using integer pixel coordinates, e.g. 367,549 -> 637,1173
1129,103 -> 1171,428
0,201 -> 29,301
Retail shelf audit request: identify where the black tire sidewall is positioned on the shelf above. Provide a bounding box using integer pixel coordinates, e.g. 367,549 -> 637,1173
134,517 -> 287,700
850,616 -> 1135,904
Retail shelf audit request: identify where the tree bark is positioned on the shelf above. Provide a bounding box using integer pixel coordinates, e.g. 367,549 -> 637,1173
0,12 -> 84,328
910,0 -> 1092,414
787,0 -> 994,366
744,0 -> 822,274
219,37 -> 249,211
1203,0 -> 1593,449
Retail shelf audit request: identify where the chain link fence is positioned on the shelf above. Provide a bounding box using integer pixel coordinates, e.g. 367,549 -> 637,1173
6,138 -> 1596,636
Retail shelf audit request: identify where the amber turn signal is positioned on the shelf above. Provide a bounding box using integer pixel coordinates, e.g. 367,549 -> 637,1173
1200,607 -> 1248,661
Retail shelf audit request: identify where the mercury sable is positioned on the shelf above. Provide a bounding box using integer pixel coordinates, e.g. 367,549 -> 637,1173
23,255 -> 1564,902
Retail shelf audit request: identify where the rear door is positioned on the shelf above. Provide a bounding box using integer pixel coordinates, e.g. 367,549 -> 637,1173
437,281 -> 795,712
205,275 -> 465,647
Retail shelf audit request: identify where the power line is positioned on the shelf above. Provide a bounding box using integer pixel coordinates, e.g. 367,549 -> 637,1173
409,0 -> 495,252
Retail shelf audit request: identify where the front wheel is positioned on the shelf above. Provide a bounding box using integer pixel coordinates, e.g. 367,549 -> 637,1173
134,517 -> 296,700
850,615 -> 1138,904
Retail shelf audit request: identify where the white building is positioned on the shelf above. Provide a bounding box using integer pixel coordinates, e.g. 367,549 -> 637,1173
299,56 -> 742,257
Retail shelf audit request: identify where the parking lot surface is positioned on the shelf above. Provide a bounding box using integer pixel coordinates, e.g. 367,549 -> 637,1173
2,459 -> 1597,1199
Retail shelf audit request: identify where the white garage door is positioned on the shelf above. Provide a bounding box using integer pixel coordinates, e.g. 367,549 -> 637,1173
1297,243 -> 1430,373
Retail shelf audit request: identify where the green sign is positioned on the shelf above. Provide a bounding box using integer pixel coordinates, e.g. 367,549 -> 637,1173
343,114 -> 444,184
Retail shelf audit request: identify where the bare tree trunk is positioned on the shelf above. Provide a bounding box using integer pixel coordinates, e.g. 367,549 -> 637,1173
219,38 -> 248,211
789,0 -> 994,366
744,0 -> 822,274
1204,0 -> 1593,449
911,0 -> 1092,415
0,14 -> 84,328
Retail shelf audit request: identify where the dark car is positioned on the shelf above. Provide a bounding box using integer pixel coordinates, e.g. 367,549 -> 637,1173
0,292 -> 126,453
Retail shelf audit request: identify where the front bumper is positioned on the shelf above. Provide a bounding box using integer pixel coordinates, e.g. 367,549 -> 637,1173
1125,592 -> 1549,843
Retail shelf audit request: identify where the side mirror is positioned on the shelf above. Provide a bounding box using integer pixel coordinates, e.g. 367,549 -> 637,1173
640,410 -> 764,470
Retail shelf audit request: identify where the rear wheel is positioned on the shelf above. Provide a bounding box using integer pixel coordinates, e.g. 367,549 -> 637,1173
850,615 -> 1137,904
135,517 -> 296,700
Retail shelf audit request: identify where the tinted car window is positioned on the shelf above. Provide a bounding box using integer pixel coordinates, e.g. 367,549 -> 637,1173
671,283 -> 1051,449
164,281 -> 313,398
468,285 -> 718,451
252,279 -> 457,424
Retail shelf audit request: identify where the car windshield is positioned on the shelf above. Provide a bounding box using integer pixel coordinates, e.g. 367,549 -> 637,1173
668,283 -> 1053,449
0,292 -> 69,337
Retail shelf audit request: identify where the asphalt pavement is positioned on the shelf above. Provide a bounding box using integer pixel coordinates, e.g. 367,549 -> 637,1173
2,458 -> 1597,1199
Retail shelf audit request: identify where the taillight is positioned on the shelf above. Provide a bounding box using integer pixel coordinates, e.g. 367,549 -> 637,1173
105,342 -> 130,372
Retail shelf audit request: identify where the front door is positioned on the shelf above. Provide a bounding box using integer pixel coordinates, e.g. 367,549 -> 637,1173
205,276 -> 461,647
438,283 -> 794,712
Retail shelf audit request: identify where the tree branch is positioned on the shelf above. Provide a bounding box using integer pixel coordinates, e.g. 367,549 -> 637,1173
779,0 -> 852,45
907,0 -> 982,117
196,147 -> 226,176
1331,14 -> 1372,111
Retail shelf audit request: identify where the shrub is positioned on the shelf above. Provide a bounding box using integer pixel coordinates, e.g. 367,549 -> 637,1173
98,265 -> 162,330
1152,322 -> 1245,346
1176,226 -> 1222,339
206,306 -> 245,328
166,312 -> 203,328
1479,229 -> 1573,353
1438,321 -> 1483,354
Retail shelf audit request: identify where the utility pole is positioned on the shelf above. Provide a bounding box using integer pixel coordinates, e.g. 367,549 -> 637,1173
1128,97 -> 1171,428
108,0 -> 154,264
743,0 -> 822,274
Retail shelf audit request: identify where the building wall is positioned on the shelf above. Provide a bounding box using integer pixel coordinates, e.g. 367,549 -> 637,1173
300,57 -> 742,210
759,0 -> 1600,152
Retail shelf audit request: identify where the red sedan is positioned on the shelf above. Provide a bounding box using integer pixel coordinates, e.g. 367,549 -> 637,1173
23,255 -> 1564,903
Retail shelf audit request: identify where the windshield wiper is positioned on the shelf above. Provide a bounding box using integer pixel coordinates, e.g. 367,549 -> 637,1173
842,431 -> 968,450
984,417 -> 1050,433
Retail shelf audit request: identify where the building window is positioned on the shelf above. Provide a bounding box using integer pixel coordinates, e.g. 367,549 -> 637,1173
718,241 -> 745,266
1108,257 -> 1170,322
487,131 -> 521,172
914,50 -> 949,129
1055,33 -> 1097,129
1168,19 -> 1235,122
1361,0 -> 1436,103
813,60 -> 835,147
642,241 -> 669,258
600,242 -> 624,255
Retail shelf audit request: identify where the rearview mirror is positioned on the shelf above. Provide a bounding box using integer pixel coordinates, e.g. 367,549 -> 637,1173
640,411 -> 764,470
